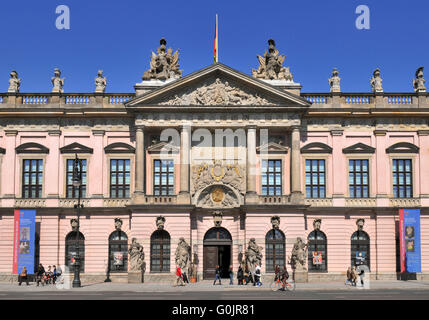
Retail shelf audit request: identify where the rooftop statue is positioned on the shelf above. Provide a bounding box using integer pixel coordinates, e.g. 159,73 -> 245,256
8,70 -> 21,93
51,68 -> 65,93
142,38 -> 182,81
252,39 -> 293,81
413,66 -> 426,92
328,68 -> 341,93
95,70 -> 107,93
370,68 -> 383,93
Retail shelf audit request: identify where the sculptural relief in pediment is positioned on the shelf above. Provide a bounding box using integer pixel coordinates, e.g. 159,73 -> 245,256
159,78 -> 280,106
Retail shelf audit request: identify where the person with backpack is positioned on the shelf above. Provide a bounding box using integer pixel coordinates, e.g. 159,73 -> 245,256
237,265 -> 243,285
18,266 -> 29,286
228,265 -> 234,285
254,265 -> 262,287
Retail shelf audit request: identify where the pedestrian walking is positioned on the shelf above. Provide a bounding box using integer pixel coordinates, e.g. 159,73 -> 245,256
254,265 -> 262,287
237,265 -> 243,285
213,265 -> 222,285
351,266 -> 358,286
182,271 -> 189,284
174,266 -> 185,286
18,266 -> 29,286
345,267 -> 353,285
229,265 -> 234,285
36,263 -> 45,286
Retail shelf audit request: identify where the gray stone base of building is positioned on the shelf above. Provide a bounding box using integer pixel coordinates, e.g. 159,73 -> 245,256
294,271 -> 308,283
128,272 -> 144,283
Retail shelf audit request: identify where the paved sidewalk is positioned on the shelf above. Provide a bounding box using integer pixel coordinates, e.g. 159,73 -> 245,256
1,280 -> 429,292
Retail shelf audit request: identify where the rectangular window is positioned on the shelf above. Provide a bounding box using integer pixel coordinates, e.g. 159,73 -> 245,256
66,159 -> 87,198
349,159 -> 369,198
110,159 -> 131,198
261,160 -> 282,196
153,160 -> 174,196
305,159 -> 326,198
392,159 -> 412,198
22,159 -> 43,198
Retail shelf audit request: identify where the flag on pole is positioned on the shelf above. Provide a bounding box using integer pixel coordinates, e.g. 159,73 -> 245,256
214,14 -> 218,63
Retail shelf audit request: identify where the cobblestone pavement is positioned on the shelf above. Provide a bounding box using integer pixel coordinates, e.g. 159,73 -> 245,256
1,280 -> 429,292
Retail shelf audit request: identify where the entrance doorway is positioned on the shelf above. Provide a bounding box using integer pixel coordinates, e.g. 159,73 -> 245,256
203,227 -> 232,279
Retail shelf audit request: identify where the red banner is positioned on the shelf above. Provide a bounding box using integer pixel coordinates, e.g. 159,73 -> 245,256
12,210 -> 20,274
399,209 -> 406,273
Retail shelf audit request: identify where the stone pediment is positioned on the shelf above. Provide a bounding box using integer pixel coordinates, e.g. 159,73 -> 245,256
342,143 -> 375,154
60,142 -> 94,154
386,142 -> 419,154
126,64 -> 310,108
257,142 -> 289,153
147,141 -> 179,154
301,142 -> 332,154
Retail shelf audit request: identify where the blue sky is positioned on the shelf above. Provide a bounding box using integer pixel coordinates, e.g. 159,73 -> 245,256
0,0 -> 428,93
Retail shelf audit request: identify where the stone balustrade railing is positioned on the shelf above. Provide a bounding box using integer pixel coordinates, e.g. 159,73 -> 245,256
144,195 -> 177,204
345,198 -> 377,207
258,195 -> 290,204
58,199 -> 91,207
304,198 -> 333,207
389,198 -> 421,207
0,92 -> 426,108
15,199 -> 46,207
103,198 -> 131,207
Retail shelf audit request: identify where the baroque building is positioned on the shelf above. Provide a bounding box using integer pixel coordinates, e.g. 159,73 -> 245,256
0,39 -> 428,282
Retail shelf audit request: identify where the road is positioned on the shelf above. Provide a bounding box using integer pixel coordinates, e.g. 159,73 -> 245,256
1,289 -> 428,300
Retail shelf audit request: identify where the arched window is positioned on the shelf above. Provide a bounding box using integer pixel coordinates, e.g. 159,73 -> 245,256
204,227 -> 232,242
108,231 -> 128,272
265,229 -> 285,273
65,231 -> 85,272
307,230 -> 327,272
351,230 -> 370,270
150,230 -> 170,272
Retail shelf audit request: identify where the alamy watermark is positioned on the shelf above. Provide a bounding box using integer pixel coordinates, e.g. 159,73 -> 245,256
56,5 -> 70,30
355,5 -> 370,30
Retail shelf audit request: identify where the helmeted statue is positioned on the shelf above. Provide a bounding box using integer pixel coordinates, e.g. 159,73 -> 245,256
175,237 -> 191,271
128,238 -> 145,271
8,70 -> 21,93
51,68 -> 65,93
245,238 -> 263,271
142,38 -> 182,81
252,39 -> 293,81
95,70 -> 107,93
370,68 -> 383,93
328,68 -> 341,92
288,237 -> 308,271
413,66 -> 426,92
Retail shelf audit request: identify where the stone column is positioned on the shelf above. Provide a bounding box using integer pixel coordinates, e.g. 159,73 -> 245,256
246,126 -> 258,203
418,130 -> 429,205
290,126 -> 303,204
46,130 -> 61,200
2,130 -> 17,202
374,130 -> 389,206
178,125 -> 191,204
331,130 -> 345,206
90,130 -> 105,203
134,125 -> 145,195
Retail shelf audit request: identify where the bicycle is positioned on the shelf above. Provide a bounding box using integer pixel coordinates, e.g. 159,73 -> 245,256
270,277 -> 296,291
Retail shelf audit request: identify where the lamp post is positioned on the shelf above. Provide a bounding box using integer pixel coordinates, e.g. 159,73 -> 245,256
72,154 -> 83,288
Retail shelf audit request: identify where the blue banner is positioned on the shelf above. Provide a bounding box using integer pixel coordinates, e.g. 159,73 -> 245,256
403,209 -> 421,273
14,210 -> 36,274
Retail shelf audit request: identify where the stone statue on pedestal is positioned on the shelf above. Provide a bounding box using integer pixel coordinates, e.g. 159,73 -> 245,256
252,39 -> 293,81
8,71 -> 21,93
51,68 -> 65,93
289,237 -> 308,271
328,68 -> 341,92
175,237 -> 191,272
413,67 -> 426,92
245,238 -> 262,271
370,68 -> 383,93
95,70 -> 107,93
128,238 -> 144,272
142,38 -> 182,81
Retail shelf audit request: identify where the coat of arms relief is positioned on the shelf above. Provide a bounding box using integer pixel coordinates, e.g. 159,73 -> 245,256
191,161 -> 245,208
161,78 -> 280,106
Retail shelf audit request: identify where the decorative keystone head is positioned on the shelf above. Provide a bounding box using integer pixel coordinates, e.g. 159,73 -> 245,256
313,219 -> 322,231
156,216 -> 166,230
270,216 -> 280,229
356,218 -> 365,230
114,218 -> 123,231
70,218 -> 78,231
213,210 -> 223,227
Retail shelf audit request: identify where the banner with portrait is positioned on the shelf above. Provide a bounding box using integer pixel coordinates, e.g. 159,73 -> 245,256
13,209 -> 36,274
399,209 -> 421,273
312,251 -> 322,265
113,252 -> 124,266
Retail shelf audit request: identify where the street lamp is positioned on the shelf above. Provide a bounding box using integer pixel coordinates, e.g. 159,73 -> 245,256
72,153 -> 84,288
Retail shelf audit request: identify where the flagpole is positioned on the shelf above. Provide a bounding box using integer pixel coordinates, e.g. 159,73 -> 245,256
216,14 -> 219,63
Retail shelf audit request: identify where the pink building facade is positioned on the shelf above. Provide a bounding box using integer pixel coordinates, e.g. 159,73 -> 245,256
1,45 -> 428,282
